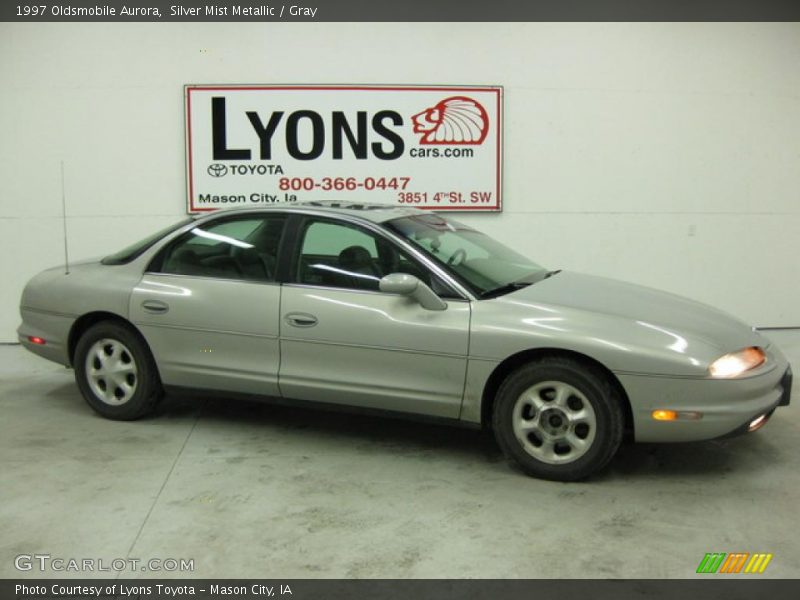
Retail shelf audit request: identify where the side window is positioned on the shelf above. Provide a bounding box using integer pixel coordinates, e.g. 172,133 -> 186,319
297,221 -> 381,290
301,222 -> 378,258
296,219 -> 459,298
155,216 -> 285,282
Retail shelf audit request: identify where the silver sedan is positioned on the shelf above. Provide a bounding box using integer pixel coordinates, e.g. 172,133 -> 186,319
18,202 -> 792,480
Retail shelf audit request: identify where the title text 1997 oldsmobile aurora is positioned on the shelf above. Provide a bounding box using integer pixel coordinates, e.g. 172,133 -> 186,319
18,203 -> 792,480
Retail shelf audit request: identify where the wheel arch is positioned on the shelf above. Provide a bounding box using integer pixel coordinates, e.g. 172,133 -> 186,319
480,347 -> 634,439
67,311 -> 153,368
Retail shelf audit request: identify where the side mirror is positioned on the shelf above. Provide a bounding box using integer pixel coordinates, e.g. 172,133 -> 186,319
379,273 -> 447,311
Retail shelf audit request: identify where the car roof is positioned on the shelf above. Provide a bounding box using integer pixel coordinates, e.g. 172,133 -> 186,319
202,201 -> 427,224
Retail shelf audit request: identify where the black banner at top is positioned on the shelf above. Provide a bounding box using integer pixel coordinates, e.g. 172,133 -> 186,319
2,0 -> 800,22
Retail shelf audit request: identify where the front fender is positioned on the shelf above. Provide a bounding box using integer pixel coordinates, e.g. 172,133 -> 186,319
468,299 -> 737,378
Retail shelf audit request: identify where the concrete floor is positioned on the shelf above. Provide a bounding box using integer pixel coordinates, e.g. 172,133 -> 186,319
0,330 -> 798,579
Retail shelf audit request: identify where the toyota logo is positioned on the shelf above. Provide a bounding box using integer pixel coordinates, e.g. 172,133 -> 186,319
207,164 -> 228,177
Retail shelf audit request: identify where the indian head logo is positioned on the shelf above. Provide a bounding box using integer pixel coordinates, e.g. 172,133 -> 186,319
412,96 -> 489,145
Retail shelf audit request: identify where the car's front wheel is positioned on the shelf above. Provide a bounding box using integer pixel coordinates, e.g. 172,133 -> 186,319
74,321 -> 162,420
492,357 -> 624,481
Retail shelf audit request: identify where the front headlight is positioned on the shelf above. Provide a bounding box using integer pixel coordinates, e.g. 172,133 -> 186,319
708,347 -> 766,378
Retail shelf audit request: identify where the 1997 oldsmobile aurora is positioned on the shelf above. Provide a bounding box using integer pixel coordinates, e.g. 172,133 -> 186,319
18,203 -> 792,480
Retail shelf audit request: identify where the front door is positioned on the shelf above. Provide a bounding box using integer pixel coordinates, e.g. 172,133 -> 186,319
278,217 -> 470,418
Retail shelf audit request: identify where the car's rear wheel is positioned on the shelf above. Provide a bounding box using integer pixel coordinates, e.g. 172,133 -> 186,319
492,357 -> 623,481
74,321 -> 162,420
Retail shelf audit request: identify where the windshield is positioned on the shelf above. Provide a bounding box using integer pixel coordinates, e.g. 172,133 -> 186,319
386,214 -> 546,297
101,218 -> 195,265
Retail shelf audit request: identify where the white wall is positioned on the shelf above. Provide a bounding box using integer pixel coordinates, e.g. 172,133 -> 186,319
1,22 -> 799,341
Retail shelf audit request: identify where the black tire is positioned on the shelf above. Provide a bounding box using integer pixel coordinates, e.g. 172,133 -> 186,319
492,357 -> 623,481
74,321 -> 162,420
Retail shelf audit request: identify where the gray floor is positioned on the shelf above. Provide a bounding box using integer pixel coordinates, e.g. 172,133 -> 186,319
1,331 -> 798,579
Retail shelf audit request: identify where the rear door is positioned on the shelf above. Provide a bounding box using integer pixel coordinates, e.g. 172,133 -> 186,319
130,213 -> 286,395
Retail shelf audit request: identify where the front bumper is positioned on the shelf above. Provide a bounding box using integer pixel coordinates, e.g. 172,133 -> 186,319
618,350 -> 791,443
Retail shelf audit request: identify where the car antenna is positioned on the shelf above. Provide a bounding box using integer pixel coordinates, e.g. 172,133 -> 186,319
60,160 -> 70,275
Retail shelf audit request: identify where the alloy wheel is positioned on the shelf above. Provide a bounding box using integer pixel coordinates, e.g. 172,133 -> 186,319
512,380 -> 597,464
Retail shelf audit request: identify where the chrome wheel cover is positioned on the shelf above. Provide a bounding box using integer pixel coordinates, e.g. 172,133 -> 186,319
85,338 -> 138,406
512,380 -> 597,464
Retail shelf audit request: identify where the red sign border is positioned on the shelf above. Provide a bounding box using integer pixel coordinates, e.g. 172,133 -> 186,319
184,84 -> 503,213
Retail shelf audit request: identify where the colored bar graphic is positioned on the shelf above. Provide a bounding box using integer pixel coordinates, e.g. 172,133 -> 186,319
744,553 -> 773,574
697,552 -> 773,574
697,553 -> 726,574
719,553 -> 749,573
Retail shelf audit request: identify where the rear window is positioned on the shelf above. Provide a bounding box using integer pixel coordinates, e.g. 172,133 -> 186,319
101,218 -> 195,265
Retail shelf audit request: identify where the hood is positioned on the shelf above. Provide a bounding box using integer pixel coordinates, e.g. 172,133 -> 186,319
502,270 -> 764,353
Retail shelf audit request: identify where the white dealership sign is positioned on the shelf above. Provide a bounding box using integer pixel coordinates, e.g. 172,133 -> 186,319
185,85 -> 503,213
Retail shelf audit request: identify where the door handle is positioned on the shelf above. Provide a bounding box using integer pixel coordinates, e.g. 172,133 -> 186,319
141,300 -> 169,314
284,312 -> 318,328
